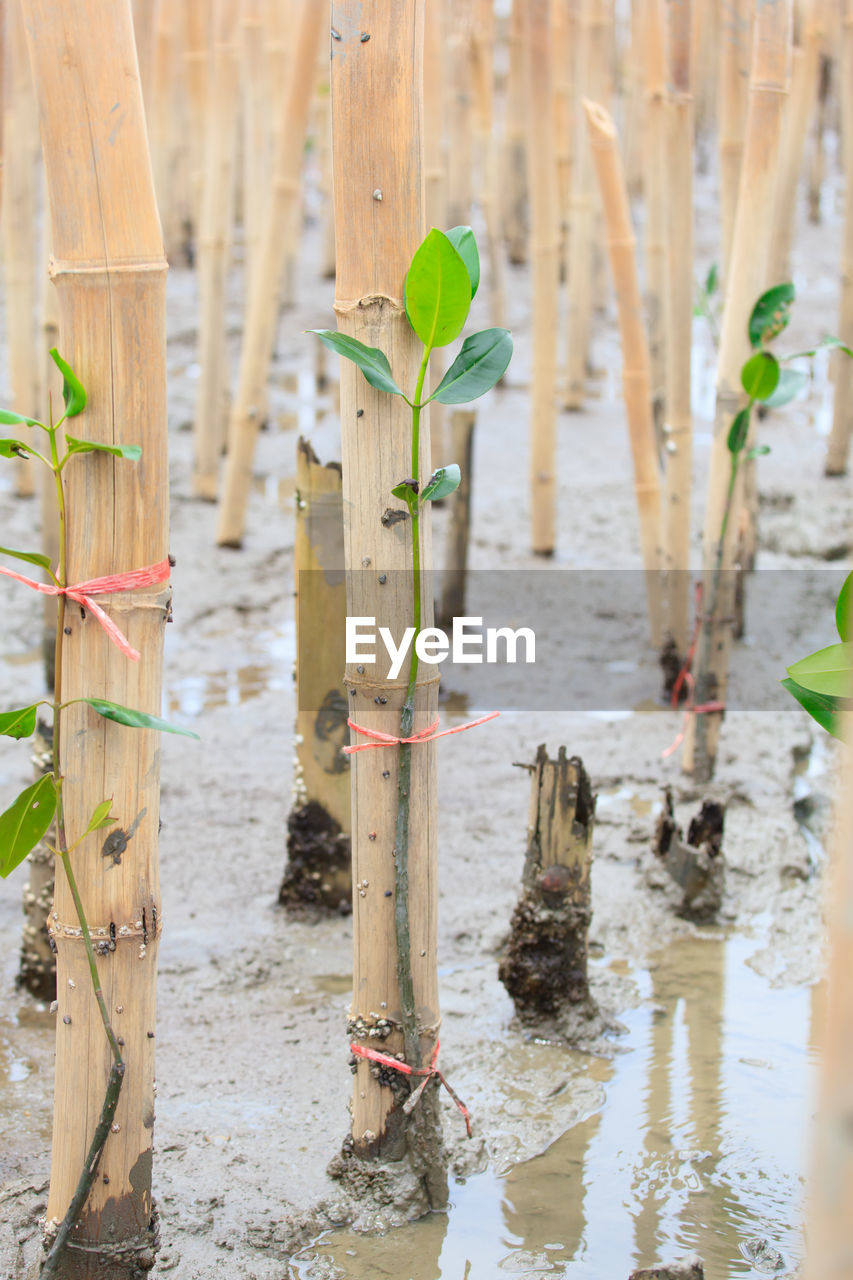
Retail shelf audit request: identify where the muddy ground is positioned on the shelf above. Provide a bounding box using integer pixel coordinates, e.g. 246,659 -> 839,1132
0,152 -> 851,1278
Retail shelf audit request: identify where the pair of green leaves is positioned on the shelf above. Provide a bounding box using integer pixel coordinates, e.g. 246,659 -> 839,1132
391,464 -> 462,514
783,572 -> 853,740
309,227 -> 512,409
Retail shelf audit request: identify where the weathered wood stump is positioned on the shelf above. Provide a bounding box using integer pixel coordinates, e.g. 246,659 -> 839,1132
629,1258 -> 704,1280
499,745 -> 596,1021
652,788 -> 724,921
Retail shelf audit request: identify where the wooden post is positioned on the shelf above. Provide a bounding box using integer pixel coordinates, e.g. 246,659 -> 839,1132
825,0 -> 853,476
280,438 -> 351,914
499,746 -> 596,1023
241,0 -> 273,295
437,408 -> 475,630
643,0 -> 668,441
216,0 -> 325,547
472,0 -> 506,328
443,0 -> 473,230
182,0 -> 211,245
717,0 -> 751,286
807,51 -> 832,223
330,0 -> 445,1200
584,99 -> 664,647
525,0 -> 559,556
424,0 -> 447,468
502,0 -> 528,264
684,0 -> 792,780
24,0 -> 170,1270
191,0 -> 239,501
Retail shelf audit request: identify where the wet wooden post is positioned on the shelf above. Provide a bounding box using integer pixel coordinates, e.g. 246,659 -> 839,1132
499,746 -> 596,1023
280,438 -> 351,914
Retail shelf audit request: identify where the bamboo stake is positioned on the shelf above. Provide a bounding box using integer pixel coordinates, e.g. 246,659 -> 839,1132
216,0 -> 325,547
551,0 -> 574,280
3,0 -> 41,499
444,0 -> 474,229
149,0 -> 179,257
182,0 -> 210,245
718,0 -> 752,286
563,0 -> 598,410
24,0 -> 169,1267
502,0 -> 528,264
684,0 -> 793,779
330,0 -> 446,1196
584,99 -> 664,646
825,0 -> 853,475
192,0 -> 239,501
525,0 -> 559,555
662,0 -> 693,658
437,408 -> 476,629
132,0 -> 158,107
691,0 -> 718,143
472,0 -> 506,328
424,0 -> 447,466
807,50 -> 831,222
622,0 -> 645,196
241,0 -> 273,293
643,0 -> 668,440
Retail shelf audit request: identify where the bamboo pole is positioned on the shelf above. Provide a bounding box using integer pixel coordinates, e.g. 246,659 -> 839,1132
525,0 -> 559,555
241,0 -> 272,292
807,50 -> 831,223
330,1 -> 445,1193
684,0 -> 792,780
3,0 -> 41,499
584,99 -> 664,646
825,0 -> 853,475
437,408 -> 476,629
662,0 -> 693,658
191,0 -> 239,501
148,0 -> 178,257
424,0 -> 447,467
216,0 -> 325,547
472,0 -> 506,328
563,0 -> 599,410
24,0 -> 169,1269
502,0 -> 528,264
643,0 -> 668,441
691,0 -> 718,143
622,0 -> 645,196
718,0 -> 752,286
444,0 -> 473,229
182,0 -> 210,246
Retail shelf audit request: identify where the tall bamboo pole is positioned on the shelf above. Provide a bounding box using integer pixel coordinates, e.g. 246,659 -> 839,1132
472,0 -> 506,328
584,99 -> 663,646
182,0 -> 210,245
216,0 -> 325,547
444,0 -> 473,230
191,0 -> 239,501
424,0 -> 447,468
3,0 -> 41,499
807,50 -> 831,223
824,0 -> 853,476
242,0 -> 272,292
331,0 -> 445,1197
662,0 -> 693,657
525,0 -> 559,555
24,0 -> 169,1271
718,0 -> 752,286
684,0 -> 793,779
643,0 -> 667,441
502,0 -> 528,264
149,0 -> 178,257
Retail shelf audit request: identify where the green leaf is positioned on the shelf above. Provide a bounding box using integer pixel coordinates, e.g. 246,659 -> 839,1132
429,328 -> 513,405
0,705 -> 39,740
445,226 -> 480,299
704,263 -> 718,296
741,352 -> 780,401
0,545 -> 53,573
390,480 -> 418,514
726,407 -> 751,455
0,409 -> 42,428
836,572 -> 853,642
83,697 -> 200,739
763,367 -> 807,408
84,798 -> 117,835
748,283 -> 795,348
0,438 -> 32,459
781,336 -> 853,361
64,436 -> 142,461
745,444 -> 770,460
421,464 -> 461,502
307,330 -> 405,398
781,677 -> 847,741
404,228 -> 471,349
0,775 -> 57,879
787,642 -> 853,699
50,348 -> 87,417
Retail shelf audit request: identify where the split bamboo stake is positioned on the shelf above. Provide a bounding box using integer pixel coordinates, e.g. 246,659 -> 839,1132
718,0 -> 752,286
683,0 -> 793,780
825,0 -> 853,476
216,0 -> 325,547
643,0 -> 668,440
502,0 -> 528,264
525,0 -> 559,555
191,0 -> 240,502
584,99 -> 664,646
330,0 -> 446,1198
3,0 -> 41,499
24,0 -> 169,1268
662,0 -> 694,658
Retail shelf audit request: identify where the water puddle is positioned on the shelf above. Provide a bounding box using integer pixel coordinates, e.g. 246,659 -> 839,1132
291,926 -> 818,1279
166,625 -> 295,717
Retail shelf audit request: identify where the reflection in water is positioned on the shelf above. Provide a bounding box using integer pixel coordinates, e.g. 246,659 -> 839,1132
293,927 -> 818,1279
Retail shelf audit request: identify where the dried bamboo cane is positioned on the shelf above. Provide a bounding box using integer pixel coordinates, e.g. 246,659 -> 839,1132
24,0 -> 169,1267
241,0 -> 273,293
825,0 -> 853,475
551,0 -> 574,280
149,0 -> 179,258
563,0 -> 599,410
807,51 -> 831,222
502,0 -> 528,264
684,0 -> 792,779
643,0 -> 668,440
3,0 -> 41,499
718,0 -> 752,285
622,0 -> 645,196
662,0 -> 693,658
525,0 -> 559,555
691,0 -> 718,142
472,0 -> 506,328
216,0 -> 325,547
191,0 -> 239,502
444,0 -> 474,229
182,0 -> 210,243
330,0 -> 446,1198
584,99 -> 664,645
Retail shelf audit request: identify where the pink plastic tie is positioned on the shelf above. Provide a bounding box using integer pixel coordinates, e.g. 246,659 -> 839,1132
0,558 -> 171,662
350,1039 -> 472,1136
343,710 -> 499,754
662,671 -> 726,759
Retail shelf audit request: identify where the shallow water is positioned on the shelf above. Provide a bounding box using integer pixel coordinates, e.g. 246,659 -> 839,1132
291,925 -> 818,1280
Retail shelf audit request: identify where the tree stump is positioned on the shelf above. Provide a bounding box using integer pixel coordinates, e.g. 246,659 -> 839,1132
499,746 -> 596,1022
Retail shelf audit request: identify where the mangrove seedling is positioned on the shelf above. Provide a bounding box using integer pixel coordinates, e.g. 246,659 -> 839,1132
783,570 -> 853,740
